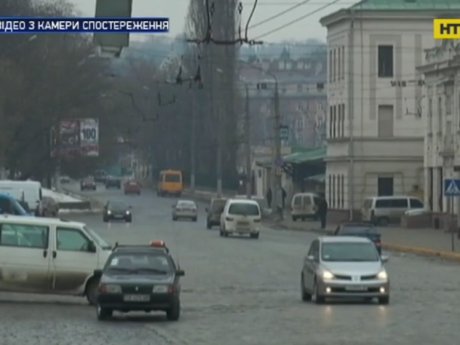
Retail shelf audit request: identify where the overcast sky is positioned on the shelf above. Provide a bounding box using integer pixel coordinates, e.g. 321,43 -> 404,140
71,0 -> 354,42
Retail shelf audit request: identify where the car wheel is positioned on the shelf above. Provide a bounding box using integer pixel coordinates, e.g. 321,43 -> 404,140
292,216 -> 297,222
173,216 -> 177,221
301,274 -> 311,302
312,278 -> 324,304
126,217 -> 132,223
250,232 -> 259,239
103,217 -> 108,222
378,296 -> 389,305
85,277 -> 100,305
206,221 -> 211,229
96,305 -> 113,321
166,298 -> 180,321
193,217 -> 197,222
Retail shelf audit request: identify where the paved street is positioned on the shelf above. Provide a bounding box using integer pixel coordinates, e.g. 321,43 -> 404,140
1,184 -> 460,344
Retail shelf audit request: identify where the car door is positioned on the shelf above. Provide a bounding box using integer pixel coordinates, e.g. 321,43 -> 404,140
51,227 -> 98,293
302,240 -> 319,292
0,222 -> 51,292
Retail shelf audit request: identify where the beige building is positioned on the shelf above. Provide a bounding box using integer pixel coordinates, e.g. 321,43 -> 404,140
418,40 -> 460,213
319,0 -> 460,219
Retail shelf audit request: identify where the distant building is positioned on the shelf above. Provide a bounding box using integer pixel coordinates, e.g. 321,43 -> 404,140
418,40 -> 460,213
320,0 -> 460,220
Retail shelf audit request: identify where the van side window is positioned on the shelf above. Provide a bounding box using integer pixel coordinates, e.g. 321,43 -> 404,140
57,228 -> 91,252
0,198 -> 12,214
375,199 -> 392,208
391,199 -> 408,208
410,199 -> 424,208
303,196 -> 312,205
0,223 -> 48,249
308,240 -> 319,260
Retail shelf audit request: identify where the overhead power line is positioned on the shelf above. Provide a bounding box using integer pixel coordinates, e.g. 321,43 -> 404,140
255,0 -> 342,40
249,0 -> 312,29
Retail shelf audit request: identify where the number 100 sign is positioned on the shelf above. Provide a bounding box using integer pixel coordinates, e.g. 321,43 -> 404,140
80,118 -> 99,157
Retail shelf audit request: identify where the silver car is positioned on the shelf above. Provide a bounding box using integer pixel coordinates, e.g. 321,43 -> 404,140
172,200 -> 198,221
301,236 -> 389,304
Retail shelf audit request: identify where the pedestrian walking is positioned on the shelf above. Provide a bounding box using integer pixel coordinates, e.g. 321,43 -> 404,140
317,197 -> 328,229
266,188 -> 272,208
281,187 -> 287,209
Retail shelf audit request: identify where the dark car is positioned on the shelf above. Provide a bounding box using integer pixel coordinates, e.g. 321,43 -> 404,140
124,179 -> 141,195
95,241 -> 185,321
105,176 -> 121,189
94,170 -> 108,183
103,200 -> 132,222
334,222 -> 382,255
206,198 -> 227,229
81,176 -> 96,191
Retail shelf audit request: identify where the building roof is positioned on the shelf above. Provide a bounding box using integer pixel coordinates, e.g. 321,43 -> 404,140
283,146 -> 326,164
320,0 -> 460,26
351,0 -> 460,10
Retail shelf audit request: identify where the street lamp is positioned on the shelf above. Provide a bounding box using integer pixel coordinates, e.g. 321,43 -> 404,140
214,67 -> 224,197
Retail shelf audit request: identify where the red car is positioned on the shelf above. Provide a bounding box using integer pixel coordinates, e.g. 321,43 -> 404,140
124,180 -> 141,195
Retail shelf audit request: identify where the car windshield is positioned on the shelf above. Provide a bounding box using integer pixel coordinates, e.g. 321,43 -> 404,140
228,203 -> 260,216
84,227 -> 111,250
178,201 -> 195,208
165,174 -> 180,182
106,253 -> 172,274
321,242 -> 380,262
109,201 -> 127,210
339,226 -> 378,235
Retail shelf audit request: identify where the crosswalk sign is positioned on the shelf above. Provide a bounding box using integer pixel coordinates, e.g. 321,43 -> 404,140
444,179 -> 460,196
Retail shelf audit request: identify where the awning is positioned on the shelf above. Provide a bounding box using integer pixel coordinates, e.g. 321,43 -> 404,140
304,174 -> 325,183
283,147 -> 326,165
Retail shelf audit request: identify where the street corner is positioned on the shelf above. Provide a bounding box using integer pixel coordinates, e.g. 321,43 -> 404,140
382,243 -> 460,262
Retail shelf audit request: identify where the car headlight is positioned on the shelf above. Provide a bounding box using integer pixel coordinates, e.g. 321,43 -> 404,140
107,210 -> 111,214
322,270 -> 334,280
100,284 -> 122,294
377,270 -> 388,280
152,285 -> 169,293
126,210 -> 130,214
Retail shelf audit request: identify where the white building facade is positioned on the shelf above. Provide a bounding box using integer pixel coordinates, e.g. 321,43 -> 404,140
418,41 -> 460,213
319,1 -> 460,218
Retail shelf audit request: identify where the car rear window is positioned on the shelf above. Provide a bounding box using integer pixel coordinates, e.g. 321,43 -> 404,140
339,226 -> 378,235
228,203 -> 260,216
165,174 -> 181,183
211,200 -> 226,211
106,253 -> 172,274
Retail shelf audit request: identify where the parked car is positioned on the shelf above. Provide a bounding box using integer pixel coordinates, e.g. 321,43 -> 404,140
81,177 -> 96,191
172,200 -> 198,221
124,179 -> 141,195
206,198 -> 227,229
334,222 -> 382,255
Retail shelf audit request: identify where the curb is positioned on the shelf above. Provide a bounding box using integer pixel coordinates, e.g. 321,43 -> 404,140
382,243 -> 460,262
58,208 -> 103,216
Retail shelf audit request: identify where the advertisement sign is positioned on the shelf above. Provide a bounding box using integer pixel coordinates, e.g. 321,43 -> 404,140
59,120 -> 80,155
80,118 -> 99,157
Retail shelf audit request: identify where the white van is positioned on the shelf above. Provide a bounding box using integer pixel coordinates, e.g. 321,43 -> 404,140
0,180 -> 43,215
290,192 -> 321,221
220,199 -> 261,239
0,215 -> 112,304
361,196 -> 424,225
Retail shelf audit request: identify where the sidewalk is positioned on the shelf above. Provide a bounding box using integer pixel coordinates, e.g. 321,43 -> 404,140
265,217 -> 460,262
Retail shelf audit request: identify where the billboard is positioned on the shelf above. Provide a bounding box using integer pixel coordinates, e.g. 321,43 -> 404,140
80,118 -> 99,157
51,118 -> 99,158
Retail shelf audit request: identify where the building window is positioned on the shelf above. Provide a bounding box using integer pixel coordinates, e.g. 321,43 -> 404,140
332,49 -> 336,82
332,174 -> 336,208
341,175 -> 345,208
337,174 -> 342,208
378,45 -> 394,78
297,84 -> 302,92
341,104 -> 346,137
328,106 -> 333,138
341,46 -> 345,80
332,105 -> 336,138
378,105 -> 394,137
446,93 -> 452,115
329,50 -> 333,83
378,177 -> 394,196
428,97 -> 433,132
438,96 -> 442,133
337,48 -> 341,81
328,174 -> 332,206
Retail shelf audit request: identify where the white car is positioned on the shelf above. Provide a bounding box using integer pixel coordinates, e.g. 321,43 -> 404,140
219,199 -> 261,239
0,215 -> 112,305
172,200 -> 198,221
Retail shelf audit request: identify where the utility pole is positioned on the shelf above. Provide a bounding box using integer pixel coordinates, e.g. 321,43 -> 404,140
245,84 -> 251,198
215,68 -> 223,198
271,80 -> 282,219
190,88 -> 196,193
